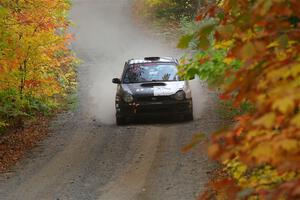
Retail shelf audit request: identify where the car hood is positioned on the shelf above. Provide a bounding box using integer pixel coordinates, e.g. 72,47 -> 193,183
121,81 -> 186,97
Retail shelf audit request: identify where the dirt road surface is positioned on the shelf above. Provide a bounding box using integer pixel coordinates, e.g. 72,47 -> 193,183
0,1 -> 226,199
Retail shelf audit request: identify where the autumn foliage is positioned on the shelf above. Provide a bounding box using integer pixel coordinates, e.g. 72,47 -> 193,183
0,0 -> 76,130
179,0 -> 300,199
133,0 -> 199,22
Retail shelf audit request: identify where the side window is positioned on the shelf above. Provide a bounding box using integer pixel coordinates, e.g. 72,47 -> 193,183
123,64 -> 144,83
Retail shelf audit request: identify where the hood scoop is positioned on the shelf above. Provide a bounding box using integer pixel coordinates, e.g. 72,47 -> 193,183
141,82 -> 166,87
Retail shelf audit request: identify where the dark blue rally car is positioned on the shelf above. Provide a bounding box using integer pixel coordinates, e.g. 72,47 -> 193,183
112,57 -> 193,125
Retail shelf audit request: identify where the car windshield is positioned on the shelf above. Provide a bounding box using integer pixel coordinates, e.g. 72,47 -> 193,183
123,63 -> 180,83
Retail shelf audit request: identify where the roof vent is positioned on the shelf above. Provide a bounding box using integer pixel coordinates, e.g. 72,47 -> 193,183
144,57 -> 160,61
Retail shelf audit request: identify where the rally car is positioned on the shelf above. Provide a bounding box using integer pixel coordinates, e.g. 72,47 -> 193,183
112,57 -> 193,125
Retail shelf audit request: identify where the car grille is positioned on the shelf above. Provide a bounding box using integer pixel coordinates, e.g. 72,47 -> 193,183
135,96 -> 171,102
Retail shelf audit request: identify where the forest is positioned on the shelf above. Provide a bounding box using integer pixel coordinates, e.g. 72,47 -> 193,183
0,0 -> 76,132
1,0 -> 300,199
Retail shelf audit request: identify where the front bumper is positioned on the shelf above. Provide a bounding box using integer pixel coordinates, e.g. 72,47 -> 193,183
116,99 -> 193,118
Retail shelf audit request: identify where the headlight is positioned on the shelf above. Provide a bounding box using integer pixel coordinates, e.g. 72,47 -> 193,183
174,90 -> 185,101
123,92 -> 134,103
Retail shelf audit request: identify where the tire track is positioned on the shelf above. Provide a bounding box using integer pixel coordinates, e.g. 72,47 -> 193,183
97,126 -> 164,200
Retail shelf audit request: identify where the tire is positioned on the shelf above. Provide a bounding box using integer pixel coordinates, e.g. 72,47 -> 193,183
116,116 -> 127,126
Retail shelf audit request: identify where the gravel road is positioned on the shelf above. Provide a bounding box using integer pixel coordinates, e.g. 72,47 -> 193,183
0,1 -> 227,199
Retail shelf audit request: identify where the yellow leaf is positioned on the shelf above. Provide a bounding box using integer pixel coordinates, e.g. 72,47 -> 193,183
272,97 -> 294,114
214,40 -> 234,49
291,114 -> 300,128
274,139 -> 299,153
256,94 -> 267,108
247,130 -> 268,139
257,80 -> 268,90
267,41 -> 279,48
253,112 -> 276,129
223,57 -> 234,64
251,143 -> 273,161
290,63 -> 300,78
266,67 -> 286,82
276,51 -> 288,61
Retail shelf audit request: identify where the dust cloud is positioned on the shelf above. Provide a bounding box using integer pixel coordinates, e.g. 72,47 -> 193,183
189,77 -> 210,120
71,0 -> 208,124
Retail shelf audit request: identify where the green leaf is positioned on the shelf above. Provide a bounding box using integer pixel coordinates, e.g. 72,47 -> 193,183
0,6 -> 8,16
197,20 -> 216,37
197,37 -> 210,50
177,34 -> 194,49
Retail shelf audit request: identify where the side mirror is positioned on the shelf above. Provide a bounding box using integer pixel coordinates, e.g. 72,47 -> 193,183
112,78 -> 121,84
